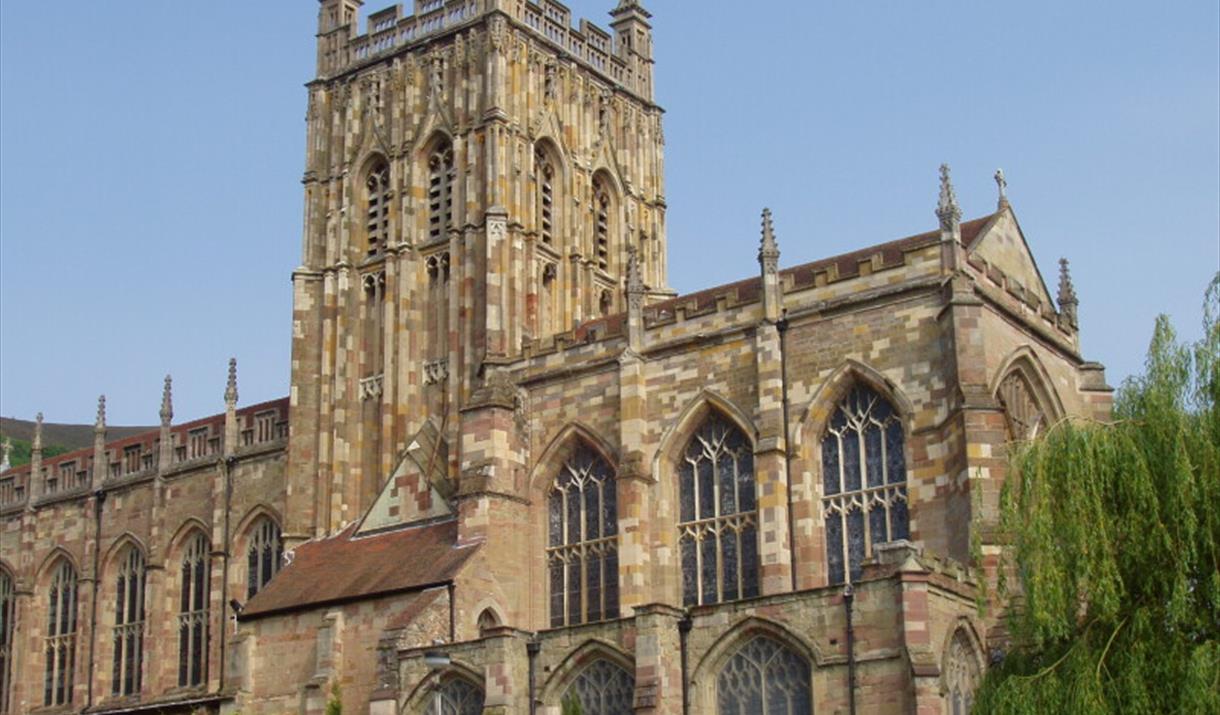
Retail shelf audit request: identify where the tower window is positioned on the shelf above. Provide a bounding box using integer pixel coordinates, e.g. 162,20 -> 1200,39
536,148 -> 555,245
428,144 -> 455,242
44,561 -> 77,707
366,161 -> 390,257
594,184 -> 611,271
178,533 -> 209,688
111,547 -> 145,696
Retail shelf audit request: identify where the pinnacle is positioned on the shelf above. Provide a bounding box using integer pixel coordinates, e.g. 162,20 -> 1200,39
936,164 -> 962,230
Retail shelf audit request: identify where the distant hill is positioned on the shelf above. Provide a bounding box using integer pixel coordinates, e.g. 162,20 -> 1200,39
0,417 -> 155,468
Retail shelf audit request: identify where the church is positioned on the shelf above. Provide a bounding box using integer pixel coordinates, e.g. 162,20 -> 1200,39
0,1 -> 1113,713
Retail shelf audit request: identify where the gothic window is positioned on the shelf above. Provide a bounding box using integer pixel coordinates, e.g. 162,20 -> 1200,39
178,533 -> 210,688
428,143 -> 455,242
246,517 -> 282,599
43,560 -> 77,707
717,636 -> 812,715
365,160 -> 391,257
944,629 -> 981,715
563,659 -> 634,715
0,569 -> 14,714
123,445 -> 142,475
188,428 -> 209,460
996,371 -> 1045,441
430,676 -> 483,715
362,271 -> 387,378
535,147 -> 555,246
547,444 -> 618,627
593,180 -> 611,272
677,414 -> 758,607
111,547 -> 145,696
821,384 -> 909,585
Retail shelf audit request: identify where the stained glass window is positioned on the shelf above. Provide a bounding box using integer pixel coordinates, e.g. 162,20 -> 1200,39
822,384 -> 908,585
717,635 -> 811,715
246,517 -> 283,599
678,413 -> 758,606
564,659 -> 635,715
0,569 -> 14,714
44,560 -> 77,707
112,547 -> 145,696
547,444 -> 618,627
431,676 -> 483,715
996,371 -> 1045,441
944,629 -> 980,715
179,533 -> 210,688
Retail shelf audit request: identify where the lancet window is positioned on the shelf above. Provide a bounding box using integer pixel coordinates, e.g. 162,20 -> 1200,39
716,636 -> 811,715
0,569 -> 14,714
536,147 -> 556,246
996,371 -> 1046,441
111,547 -> 146,696
563,660 -> 635,715
431,676 -> 483,715
365,160 -> 391,257
43,560 -> 77,707
427,143 -> 455,242
246,517 -> 282,599
593,181 -> 611,271
678,413 -> 758,606
821,384 -> 909,585
547,444 -> 618,627
178,533 -> 210,687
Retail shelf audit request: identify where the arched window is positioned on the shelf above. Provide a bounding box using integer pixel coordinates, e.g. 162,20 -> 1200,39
427,142 -> 455,242
535,147 -> 556,246
44,560 -> 77,707
717,635 -> 811,715
563,659 -> 634,715
246,517 -> 283,599
179,533 -> 210,688
0,569 -> 14,714
547,444 -> 618,627
944,629 -> 981,715
821,384 -> 908,585
996,371 -> 1045,441
678,413 -> 758,606
111,546 -> 146,696
365,159 -> 390,257
592,179 -> 612,272
476,608 -> 500,635
430,676 -> 483,715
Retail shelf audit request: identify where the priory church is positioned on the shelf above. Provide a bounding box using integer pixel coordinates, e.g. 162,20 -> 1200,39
0,1 -> 1112,713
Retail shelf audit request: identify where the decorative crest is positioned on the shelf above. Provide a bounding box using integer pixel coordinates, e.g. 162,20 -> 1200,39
225,358 -> 239,405
936,164 -> 962,231
160,374 -> 174,426
95,395 -> 107,433
994,168 -> 1009,209
758,208 -> 780,274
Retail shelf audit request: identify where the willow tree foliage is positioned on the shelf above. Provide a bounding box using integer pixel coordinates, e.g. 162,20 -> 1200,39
975,276 -> 1220,714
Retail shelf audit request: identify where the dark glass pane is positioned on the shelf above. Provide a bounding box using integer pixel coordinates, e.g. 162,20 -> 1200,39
826,512 -> 845,585
48,587 -> 58,634
721,529 -> 739,602
112,637 -> 122,694
864,422 -> 884,487
584,481 -> 600,543
567,488 -> 581,544
196,559 -> 207,611
870,503 -> 888,546
549,560 -> 564,627
247,549 -> 258,599
57,643 -> 67,703
262,543 -> 274,587
548,491 -> 563,546
125,631 -> 136,694
700,535 -> 718,604
717,450 -> 737,516
680,537 -> 697,607
891,494 -> 910,541
567,559 -> 582,625
178,624 -> 189,686
586,551 -> 603,623
886,421 -> 906,484
601,478 -> 617,537
44,644 -> 53,706
679,462 -> 695,523
843,431 -> 861,492
697,457 -> 715,520
741,524 -> 759,599
192,620 -> 204,685
737,450 -> 756,513
847,507 -> 866,582
134,631 -> 143,693
604,549 -> 619,619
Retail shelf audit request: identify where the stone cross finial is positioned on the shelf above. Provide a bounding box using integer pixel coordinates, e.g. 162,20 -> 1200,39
1,437 -> 12,472
225,358 -> 239,405
160,374 -> 174,426
33,412 -> 43,450
995,168 -> 1009,209
758,208 -> 780,274
936,164 -> 962,232
95,395 -> 107,433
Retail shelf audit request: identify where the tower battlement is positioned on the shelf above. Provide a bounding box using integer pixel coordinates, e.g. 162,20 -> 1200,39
317,0 -> 654,100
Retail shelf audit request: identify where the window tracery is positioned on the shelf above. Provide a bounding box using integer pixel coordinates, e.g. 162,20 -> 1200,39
678,414 -> 758,606
430,676 -> 483,715
944,629 -> 981,715
996,371 -> 1045,441
716,635 -> 811,715
428,143 -> 455,242
179,533 -> 210,687
44,560 -> 77,707
111,547 -> 145,696
563,659 -> 634,715
547,444 -> 618,627
246,517 -> 282,599
821,384 -> 909,585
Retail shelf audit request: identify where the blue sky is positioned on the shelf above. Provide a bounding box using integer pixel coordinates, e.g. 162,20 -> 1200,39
1,0 -> 1217,425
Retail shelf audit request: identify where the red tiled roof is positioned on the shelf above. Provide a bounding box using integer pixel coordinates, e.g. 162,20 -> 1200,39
240,518 -> 477,619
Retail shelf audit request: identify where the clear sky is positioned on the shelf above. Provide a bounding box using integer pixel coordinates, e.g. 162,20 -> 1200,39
1,1 -> 1217,426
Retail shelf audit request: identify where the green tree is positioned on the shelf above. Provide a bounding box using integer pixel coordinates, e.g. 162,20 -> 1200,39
975,276 -> 1220,714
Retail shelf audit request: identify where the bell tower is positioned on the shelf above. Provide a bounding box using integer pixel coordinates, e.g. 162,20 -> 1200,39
285,0 -> 669,541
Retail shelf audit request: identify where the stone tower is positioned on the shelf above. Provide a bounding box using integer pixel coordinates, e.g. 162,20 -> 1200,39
287,0 -> 670,541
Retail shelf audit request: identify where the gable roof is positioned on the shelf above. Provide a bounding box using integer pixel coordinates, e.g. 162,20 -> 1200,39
240,518 -> 477,619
